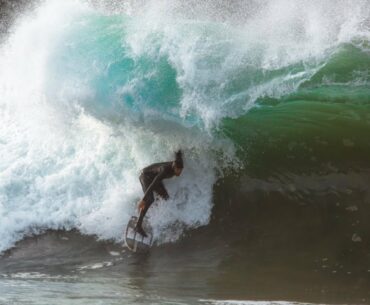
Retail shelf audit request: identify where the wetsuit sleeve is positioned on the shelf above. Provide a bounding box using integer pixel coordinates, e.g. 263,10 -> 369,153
142,168 -> 166,203
156,182 -> 169,200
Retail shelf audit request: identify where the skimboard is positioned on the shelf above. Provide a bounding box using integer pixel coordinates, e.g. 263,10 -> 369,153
124,216 -> 153,253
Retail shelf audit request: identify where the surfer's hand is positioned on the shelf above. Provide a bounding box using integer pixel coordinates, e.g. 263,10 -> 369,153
137,200 -> 146,212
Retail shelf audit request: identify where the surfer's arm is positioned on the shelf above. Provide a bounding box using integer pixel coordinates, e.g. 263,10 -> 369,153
156,182 -> 169,200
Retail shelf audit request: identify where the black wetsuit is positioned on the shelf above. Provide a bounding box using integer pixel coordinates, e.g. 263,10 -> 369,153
137,162 -> 175,226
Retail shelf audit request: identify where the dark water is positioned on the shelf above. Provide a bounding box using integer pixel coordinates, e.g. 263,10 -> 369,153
1,181 -> 370,304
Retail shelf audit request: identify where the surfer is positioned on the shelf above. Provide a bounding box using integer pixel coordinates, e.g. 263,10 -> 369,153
135,150 -> 184,237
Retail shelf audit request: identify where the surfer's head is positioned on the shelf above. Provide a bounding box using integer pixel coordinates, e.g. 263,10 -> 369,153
173,150 -> 183,176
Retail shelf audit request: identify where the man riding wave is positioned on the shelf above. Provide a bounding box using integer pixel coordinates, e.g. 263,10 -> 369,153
135,150 -> 184,237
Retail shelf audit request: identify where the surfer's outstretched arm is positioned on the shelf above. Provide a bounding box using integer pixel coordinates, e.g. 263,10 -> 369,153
156,182 -> 169,200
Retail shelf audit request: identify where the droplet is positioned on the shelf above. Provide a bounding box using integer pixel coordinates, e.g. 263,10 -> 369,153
352,233 -> 362,242
346,205 -> 358,212
343,139 -> 354,147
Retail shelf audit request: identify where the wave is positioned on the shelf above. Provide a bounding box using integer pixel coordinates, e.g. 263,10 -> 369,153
0,0 -> 369,253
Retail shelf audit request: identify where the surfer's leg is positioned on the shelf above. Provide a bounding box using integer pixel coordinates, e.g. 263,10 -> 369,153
138,173 -> 154,213
136,174 -> 154,237
139,173 -> 150,192
135,195 -> 153,237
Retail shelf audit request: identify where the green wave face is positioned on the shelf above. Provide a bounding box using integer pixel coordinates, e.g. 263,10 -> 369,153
222,43 -> 370,176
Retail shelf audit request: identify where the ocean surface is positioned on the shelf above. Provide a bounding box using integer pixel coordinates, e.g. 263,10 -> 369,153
0,0 -> 369,304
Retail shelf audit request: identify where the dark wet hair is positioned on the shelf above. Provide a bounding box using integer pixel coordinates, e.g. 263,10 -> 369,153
174,150 -> 184,168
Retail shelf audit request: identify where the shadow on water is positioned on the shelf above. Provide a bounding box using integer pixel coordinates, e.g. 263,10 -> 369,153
210,170 -> 370,304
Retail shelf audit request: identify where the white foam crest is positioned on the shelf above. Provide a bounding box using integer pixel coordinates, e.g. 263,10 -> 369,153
123,0 -> 369,127
242,0 -> 369,66
1,272 -> 78,280
0,0 -> 234,253
0,106 -> 222,252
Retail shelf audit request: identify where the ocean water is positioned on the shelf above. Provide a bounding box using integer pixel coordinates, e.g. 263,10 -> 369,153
0,0 -> 369,304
